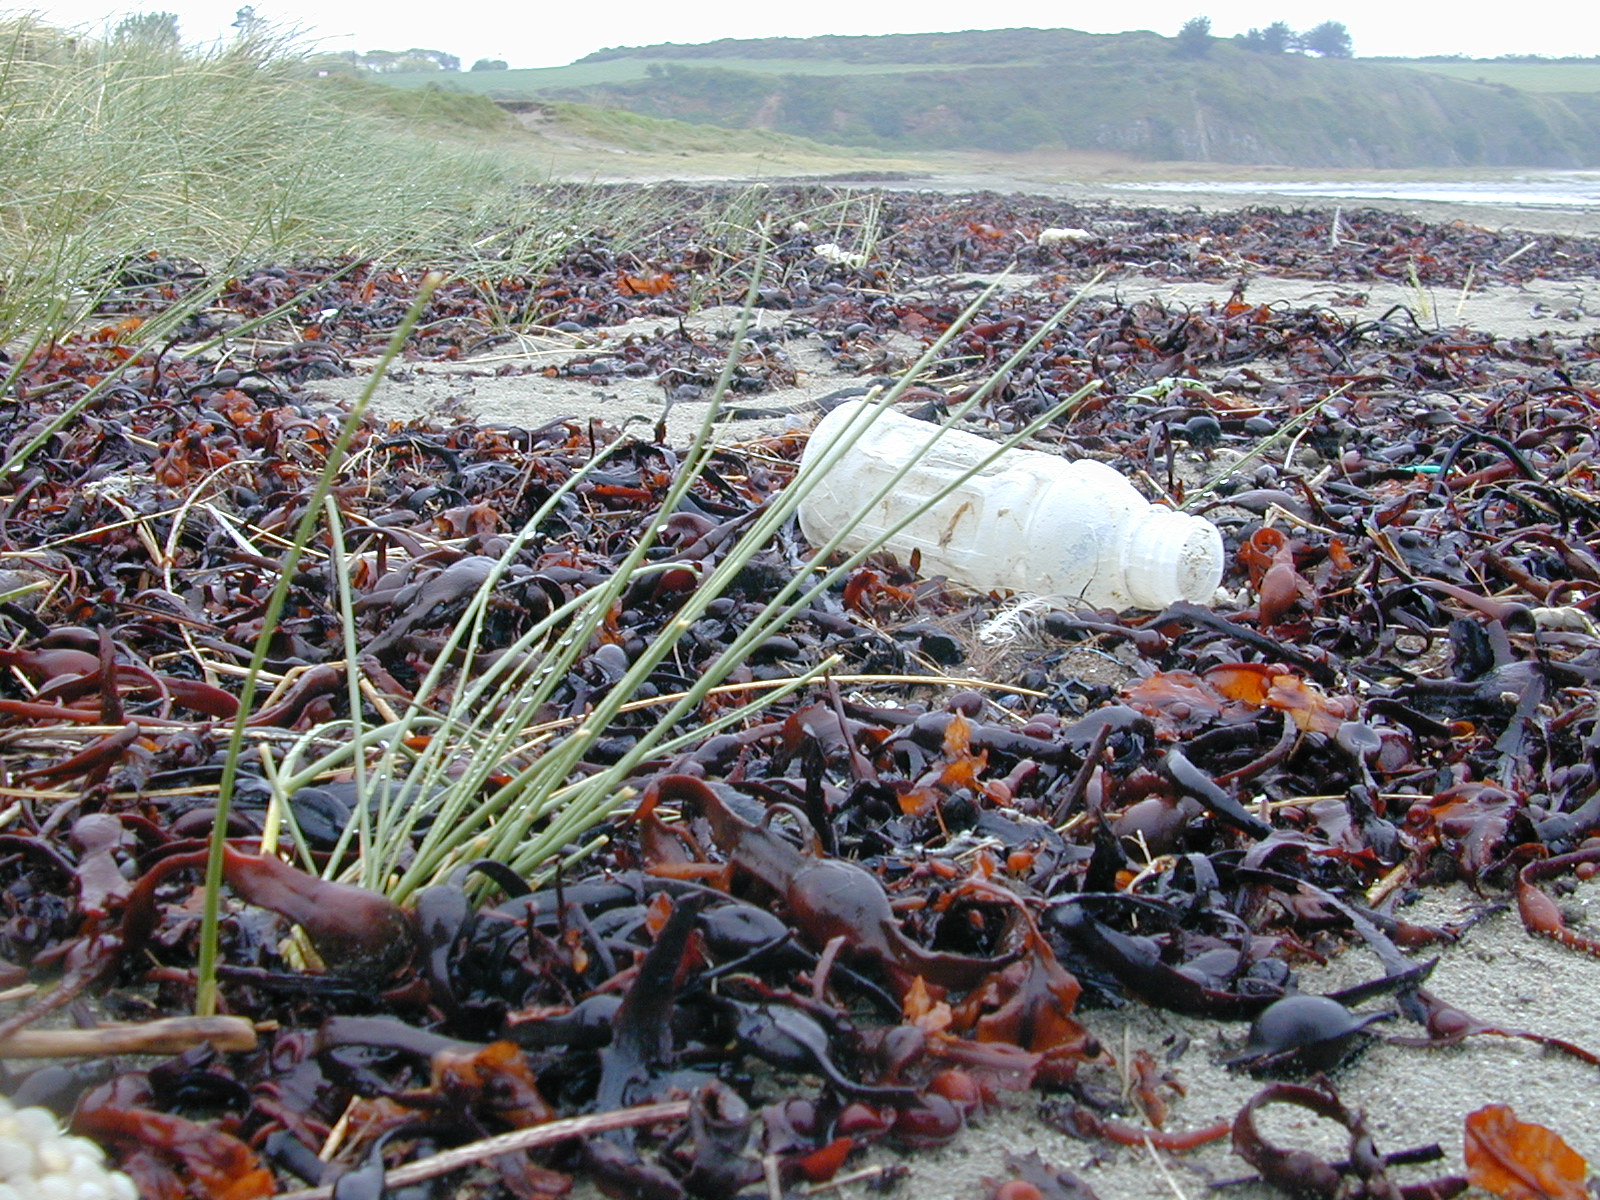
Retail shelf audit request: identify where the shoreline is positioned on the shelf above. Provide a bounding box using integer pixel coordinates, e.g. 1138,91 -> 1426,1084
570,160 -> 1600,239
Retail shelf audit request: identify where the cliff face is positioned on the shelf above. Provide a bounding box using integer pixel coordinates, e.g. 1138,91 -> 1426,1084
545,33 -> 1600,168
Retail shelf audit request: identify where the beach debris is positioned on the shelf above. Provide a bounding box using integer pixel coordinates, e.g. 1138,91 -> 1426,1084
1232,1080 -> 1468,1199
2,186 -> 1599,1195
1464,1104 -> 1590,1200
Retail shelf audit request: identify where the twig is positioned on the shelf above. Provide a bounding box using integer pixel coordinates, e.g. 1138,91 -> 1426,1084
1496,239 -> 1538,269
1454,263 -> 1476,323
0,505 -> 187,555
1143,1135 -> 1192,1200
0,783 -> 101,800
1405,259 -> 1435,326
802,1164 -> 901,1194
0,960 -> 100,1045
359,676 -> 401,724
275,1101 -> 692,1200
1367,858 -> 1415,906
1263,502 -> 1343,538
319,1098 -> 356,1163
0,1015 -> 256,1058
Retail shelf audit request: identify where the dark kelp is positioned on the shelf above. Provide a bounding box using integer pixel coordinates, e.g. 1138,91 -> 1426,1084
0,187 -> 1597,1196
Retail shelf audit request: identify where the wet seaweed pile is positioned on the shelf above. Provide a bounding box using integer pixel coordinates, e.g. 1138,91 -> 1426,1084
2,186 -> 1599,1199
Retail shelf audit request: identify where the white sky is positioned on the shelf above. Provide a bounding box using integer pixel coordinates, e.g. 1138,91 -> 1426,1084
10,1 -> 1596,68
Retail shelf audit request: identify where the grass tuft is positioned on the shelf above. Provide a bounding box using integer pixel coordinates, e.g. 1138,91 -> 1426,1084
0,17 -> 568,338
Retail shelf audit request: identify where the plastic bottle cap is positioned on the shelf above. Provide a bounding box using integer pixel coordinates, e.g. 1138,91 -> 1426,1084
1124,510 -> 1225,608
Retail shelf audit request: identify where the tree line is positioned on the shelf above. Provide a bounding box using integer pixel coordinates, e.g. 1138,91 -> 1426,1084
1177,17 -> 1354,59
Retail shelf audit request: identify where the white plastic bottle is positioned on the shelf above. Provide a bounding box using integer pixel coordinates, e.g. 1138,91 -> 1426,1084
797,401 -> 1224,610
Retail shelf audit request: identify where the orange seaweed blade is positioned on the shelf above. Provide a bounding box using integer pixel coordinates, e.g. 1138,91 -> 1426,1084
1464,1103 -> 1589,1200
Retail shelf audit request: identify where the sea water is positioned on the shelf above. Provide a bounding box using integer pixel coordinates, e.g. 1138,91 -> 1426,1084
1112,172 -> 1600,208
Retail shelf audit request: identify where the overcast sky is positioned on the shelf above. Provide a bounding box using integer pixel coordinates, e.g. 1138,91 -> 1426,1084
16,1 -> 1596,68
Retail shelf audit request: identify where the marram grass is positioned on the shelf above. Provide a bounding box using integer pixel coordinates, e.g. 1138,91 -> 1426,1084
0,16 -> 621,338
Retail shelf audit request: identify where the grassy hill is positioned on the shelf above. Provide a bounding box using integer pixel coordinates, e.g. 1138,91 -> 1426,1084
380,29 -> 1600,168
1374,58 -> 1600,94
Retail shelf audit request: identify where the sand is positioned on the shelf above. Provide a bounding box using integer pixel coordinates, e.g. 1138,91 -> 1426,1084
315,274 -> 1600,450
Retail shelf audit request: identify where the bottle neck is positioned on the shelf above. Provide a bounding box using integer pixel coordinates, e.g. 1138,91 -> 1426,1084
1123,509 -> 1225,608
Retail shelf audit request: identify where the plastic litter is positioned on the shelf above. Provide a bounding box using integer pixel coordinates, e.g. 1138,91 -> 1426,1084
797,401 -> 1224,611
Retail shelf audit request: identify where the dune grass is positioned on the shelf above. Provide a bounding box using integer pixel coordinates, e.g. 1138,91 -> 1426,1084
0,16 -> 920,345
0,16 -> 620,339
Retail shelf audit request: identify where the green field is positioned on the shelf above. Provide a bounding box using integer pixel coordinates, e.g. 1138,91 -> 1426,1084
359,31 -> 1600,169
536,100 -> 884,159
1381,60 -> 1600,93
383,56 -> 1002,99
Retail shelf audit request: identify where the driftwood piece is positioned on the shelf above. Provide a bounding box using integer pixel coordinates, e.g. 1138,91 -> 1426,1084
0,1015 -> 258,1058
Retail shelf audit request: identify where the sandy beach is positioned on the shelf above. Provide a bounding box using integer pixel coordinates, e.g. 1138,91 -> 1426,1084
307,174 -> 1600,1199
13,166 -> 1596,1200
